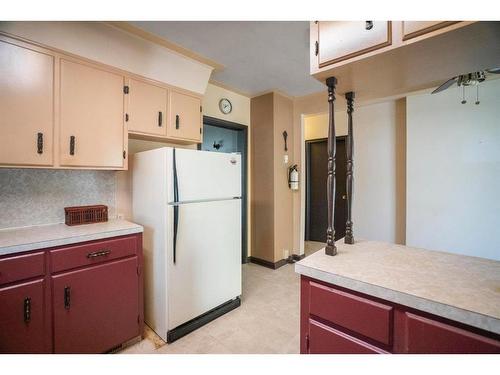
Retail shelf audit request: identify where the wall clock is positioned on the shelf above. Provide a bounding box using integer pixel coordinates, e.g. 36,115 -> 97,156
219,98 -> 232,114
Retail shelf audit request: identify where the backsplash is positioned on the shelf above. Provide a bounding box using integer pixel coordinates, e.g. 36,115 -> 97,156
0,169 -> 116,229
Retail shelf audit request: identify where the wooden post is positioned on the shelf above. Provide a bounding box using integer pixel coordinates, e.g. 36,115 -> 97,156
325,77 -> 337,256
345,91 -> 355,244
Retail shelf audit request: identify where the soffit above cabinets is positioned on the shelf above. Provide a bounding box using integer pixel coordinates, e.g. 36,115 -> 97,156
0,21 -> 213,95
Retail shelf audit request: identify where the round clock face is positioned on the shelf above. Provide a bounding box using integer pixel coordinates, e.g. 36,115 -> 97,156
219,98 -> 232,114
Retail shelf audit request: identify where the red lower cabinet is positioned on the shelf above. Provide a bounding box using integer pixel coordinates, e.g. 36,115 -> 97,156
0,279 -> 48,353
301,276 -> 500,354
52,257 -> 140,353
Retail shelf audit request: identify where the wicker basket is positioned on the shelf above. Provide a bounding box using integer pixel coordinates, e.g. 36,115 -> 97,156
64,205 -> 108,226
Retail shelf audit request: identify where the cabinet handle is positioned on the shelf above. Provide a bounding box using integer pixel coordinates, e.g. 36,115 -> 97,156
64,286 -> 71,310
365,21 -> 374,30
158,111 -> 163,127
86,249 -> 111,259
69,136 -> 75,155
37,133 -> 43,154
176,114 -> 180,129
24,297 -> 31,323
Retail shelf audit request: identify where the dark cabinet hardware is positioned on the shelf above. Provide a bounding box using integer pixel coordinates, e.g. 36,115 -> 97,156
175,115 -> 180,129
123,150 -> 127,159
365,21 -> 374,30
64,286 -> 71,310
24,297 -> 31,323
69,136 -> 75,155
200,105 -> 202,113
123,85 -> 129,94
125,113 -> 129,122
86,249 -> 111,259
315,41 -> 319,56
37,133 -> 43,154
173,148 -> 179,264
158,111 -> 163,127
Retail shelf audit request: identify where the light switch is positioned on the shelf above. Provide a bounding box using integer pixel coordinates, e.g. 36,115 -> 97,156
284,154 -> 289,164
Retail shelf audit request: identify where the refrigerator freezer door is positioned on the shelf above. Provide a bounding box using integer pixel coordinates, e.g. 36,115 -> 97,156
168,148 -> 241,203
167,199 -> 242,330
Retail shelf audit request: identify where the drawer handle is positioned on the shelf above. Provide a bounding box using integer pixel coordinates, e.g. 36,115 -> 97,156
86,249 -> 111,259
24,297 -> 31,323
69,136 -> 75,155
176,114 -> 180,129
158,111 -> 163,127
37,133 -> 43,154
365,21 -> 374,30
64,286 -> 71,310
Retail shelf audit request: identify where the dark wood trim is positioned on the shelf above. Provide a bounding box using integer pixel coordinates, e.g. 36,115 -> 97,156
325,77 -> 337,256
344,91 -> 355,245
200,116 -> 249,264
248,256 -> 287,270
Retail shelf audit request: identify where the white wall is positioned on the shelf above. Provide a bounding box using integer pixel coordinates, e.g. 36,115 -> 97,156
302,99 -> 406,245
407,79 -> 500,260
0,21 -> 212,94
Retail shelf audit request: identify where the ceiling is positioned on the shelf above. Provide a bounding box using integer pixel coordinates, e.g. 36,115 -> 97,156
130,21 -> 326,97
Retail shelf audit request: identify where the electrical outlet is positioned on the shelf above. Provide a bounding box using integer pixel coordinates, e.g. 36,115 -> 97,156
283,249 -> 289,259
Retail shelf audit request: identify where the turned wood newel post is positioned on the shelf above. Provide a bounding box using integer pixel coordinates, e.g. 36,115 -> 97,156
325,77 -> 337,256
345,91 -> 355,244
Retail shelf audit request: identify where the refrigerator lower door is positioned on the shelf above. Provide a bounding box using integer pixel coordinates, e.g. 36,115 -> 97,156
167,198 -> 242,331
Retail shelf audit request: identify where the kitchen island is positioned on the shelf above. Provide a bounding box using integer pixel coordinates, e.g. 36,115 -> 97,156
295,240 -> 500,354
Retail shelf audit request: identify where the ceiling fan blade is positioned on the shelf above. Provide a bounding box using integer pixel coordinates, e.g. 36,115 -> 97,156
486,67 -> 500,74
431,77 -> 458,94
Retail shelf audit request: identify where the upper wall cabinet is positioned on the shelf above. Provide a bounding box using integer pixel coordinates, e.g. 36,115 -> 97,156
167,91 -> 202,143
59,59 -> 126,169
317,21 -> 391,68
126,78 -> 168,137
402,21 -> 458,41
0,38 -> 54,167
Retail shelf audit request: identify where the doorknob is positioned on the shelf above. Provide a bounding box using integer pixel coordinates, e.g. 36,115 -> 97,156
342,194 -> 347,200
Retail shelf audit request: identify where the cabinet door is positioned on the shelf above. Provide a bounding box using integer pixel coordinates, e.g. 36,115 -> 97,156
402,21 -> 458,41
59,59 -> 125,168
0,279 -> 47,353
0,39 -> 54,166
127,78 -> 167,136
167,91 -> 202,142
52,257 -> 139,353
317,21 -> 391,67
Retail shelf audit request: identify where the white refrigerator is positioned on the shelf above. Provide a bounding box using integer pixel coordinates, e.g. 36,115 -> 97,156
132,147 -> 242,342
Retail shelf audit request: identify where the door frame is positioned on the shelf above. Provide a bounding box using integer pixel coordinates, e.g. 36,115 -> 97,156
199,116 -> 249,263
305,136 -> 346,242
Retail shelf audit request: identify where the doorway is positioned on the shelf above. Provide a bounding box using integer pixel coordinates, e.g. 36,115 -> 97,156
200,116 -> 248,264
305,136 -> 347,256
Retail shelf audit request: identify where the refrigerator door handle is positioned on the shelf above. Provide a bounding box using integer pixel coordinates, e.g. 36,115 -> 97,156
173,149 -> 179,264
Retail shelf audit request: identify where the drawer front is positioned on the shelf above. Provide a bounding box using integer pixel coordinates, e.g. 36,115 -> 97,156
309,281 -> 393,345
50,235 -> 137,273
308,319 -> 386,354
404,313 -> 500,354
402,21 -> 458,40
318,21 -> 391,67
0,251 -> 45,286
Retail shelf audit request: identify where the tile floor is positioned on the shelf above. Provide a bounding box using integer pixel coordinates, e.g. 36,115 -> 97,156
119,262 -> 301,354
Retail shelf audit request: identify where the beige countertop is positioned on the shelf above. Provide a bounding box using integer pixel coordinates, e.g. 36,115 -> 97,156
295,240 -> 500,335
0,219 -> 143,256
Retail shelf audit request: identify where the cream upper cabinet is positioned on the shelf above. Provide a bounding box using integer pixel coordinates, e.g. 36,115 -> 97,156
59,59 -> 125,168
0,39 -> 54,167
402,21 -> 458,40
167,91 -> 202,142
127,78 -> 167,137
317,21 -> 392,68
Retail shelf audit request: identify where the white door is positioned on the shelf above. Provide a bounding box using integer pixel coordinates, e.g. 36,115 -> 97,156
167,148 -> 241,203
167,199 -> 241,330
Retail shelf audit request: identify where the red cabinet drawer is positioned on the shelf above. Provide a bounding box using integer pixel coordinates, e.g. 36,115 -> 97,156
52,257 -> 140,353
308,319 -> 387,354
0,251 -> 45,286
50,235 -> 137,273
0,278 -> 47,353
309,281 -> 393,345
404,313 -> 500,354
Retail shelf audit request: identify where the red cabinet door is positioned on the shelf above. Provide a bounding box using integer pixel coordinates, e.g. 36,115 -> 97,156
52,257 -> 140,353
0,279 -> 47,353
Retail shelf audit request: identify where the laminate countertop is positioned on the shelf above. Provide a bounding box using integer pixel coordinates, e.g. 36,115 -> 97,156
295,240 -> 500,335
0,219 -> 143,256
